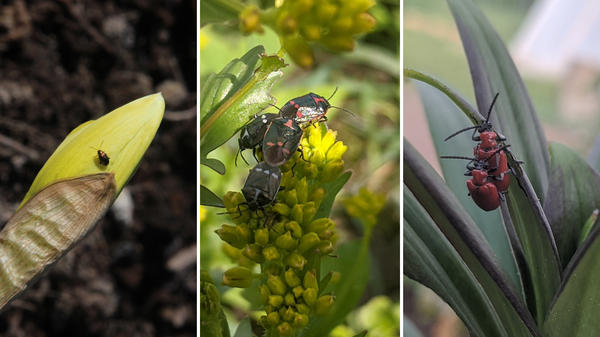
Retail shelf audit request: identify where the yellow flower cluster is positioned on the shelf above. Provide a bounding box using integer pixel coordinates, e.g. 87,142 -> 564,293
217,124 -> 348,336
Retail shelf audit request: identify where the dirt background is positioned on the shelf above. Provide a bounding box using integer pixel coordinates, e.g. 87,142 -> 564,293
0,0 -> 196,336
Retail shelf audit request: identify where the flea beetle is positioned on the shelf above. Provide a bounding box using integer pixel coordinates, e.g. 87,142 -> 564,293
237,113 -> 279,165
241,162 -> 282,210
90,144 -> 110,166
262,117 -> 303,167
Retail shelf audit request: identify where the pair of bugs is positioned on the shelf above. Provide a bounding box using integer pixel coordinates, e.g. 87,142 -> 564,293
442,93 -> 516,211
238,91 -> 336,211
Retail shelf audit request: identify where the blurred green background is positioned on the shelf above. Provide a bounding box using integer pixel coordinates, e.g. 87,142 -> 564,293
200,0 -> 400,335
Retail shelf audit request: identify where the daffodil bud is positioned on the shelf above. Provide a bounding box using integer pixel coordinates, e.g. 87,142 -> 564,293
302,287 -> 317,306
267,274 -> 287,295
275,231 -> 297,250
315,294 -> 335,315
223,267 -> 254,288
284,268 -> 301,287
286,252 -> 307,270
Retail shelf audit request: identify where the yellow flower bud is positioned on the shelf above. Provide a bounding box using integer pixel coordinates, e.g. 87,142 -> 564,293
267,311 -> 281,326
277,322 -> 293,337
303,270 -> 318,289
269,295 -> 284,307
315,294 -> 335,315
284,268 -> 301,287
223,267 -> 254,288
275,231 -> 298,250
263,245 -> 281,261
286,252 -> 307,270
302,287 -> 317,306
267,274 -> 288,295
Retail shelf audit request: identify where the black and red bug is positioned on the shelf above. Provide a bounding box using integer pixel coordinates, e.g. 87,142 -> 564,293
236,113 -> 279,165
262,117 -> 303,167
90,143 -> 110,166
241,162 -> 282,211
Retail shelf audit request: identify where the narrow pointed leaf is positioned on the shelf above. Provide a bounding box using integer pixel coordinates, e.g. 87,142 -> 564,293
405,187 -> 508,337
404,140 -> 539,337
544,142 -> 600,268
201,184 -> 225,208
200,45 -> 285,172
314,171 -> 351,219
447,0 -> 550,200
543,224 -> 600,336
0,173 -> 116,309
413,79 -> 521,296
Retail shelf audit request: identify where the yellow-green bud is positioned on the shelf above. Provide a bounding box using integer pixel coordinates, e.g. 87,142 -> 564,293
296,303 -> 310,314
243,244 -> 264,263
267,275 -> 287,295
277,12 -> 297,35
266,311 -> 280,326
291,204 -> 304,223
316,3 -> 337,22
315,294 -> 335,315
331,271 -> 341,284
265,264 -> 281,276
275,231 -> 297,250
301,24 -> 321,41
298,232 -> 320,253
302,287 -> 317,306
319,229 -> 334,240
239,5 -> 263,34
307,218 -> 332,233
285,189 -> 298,206
286,252 -> 307,270
281,35 -> 314,69
221,242 -> 241,260
303,270 -> 318,289
223,267 -> 254,288
315,240 -> 334,255
269,295 -> 284,307
302,202 -> 317,224
255,228 -> 269,246
285,221 -> 303,239
259,315 -> 269,328
284,268 -> 301,287
296,177 -> 308,203
260,284 -> 271,304
310,187 -> 325,204
292,285 -> 304,298
321,159 -> 345,181
327,141 -> 348,160
236,225 -> 252,243
284,293 -> 296,306
277,322 -> 293,337
331,17 -> 353,33
272,202 -> 291,216
351,12 -> 376,34
280,306 -> 295,321
293,313 -> 309,328
215,224 -> 245,249
263,245 -> 281,261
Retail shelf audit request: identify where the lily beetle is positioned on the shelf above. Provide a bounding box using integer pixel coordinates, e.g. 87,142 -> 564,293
262,117 -> 303,167
237,113 -> 279,165
242,162 -> 282,210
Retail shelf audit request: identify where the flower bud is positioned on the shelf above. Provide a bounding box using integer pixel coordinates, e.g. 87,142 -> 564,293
285,221 -> 303,239
275,231 -> 297,250
301,25 -> 321,41
327,141 -> 348,160
310,187 -> 325,204
302,287 -> 317,306
284,268 -> 301,287
293,313 -> 309,328
243,243 -> 264,263
292,285 -> 304,298
267,274 -> 287,295
321,159 -> 345,181
223,267 -> 254,288
284,293 -> 296,306
284,189 -> 298,206
255,228 -> 269,246
303,270 -> 318,290
296,303 -> 310,314
260,284 -> 271,304
286,252 -> 307,270
239,5 -> 263,34
277,12 -> 298,35
302,202 -> 317,224
315,294 -> 335,315
281,35 -> 314,69
266,311 -> 280,326
295,178 -> 308,203
316,3 -> 338,22
277,322 -> 293,337
236,225 -> 252,243
272,202 -> 291,216
215,224 -> 245,249
291,204 -> 304,223
263,245 -> 281,261
259,315 -> 269,328
306,218 -> 332,234
321,131 -> 336,152
298,232 -> 320,253
269,295 -> 284,307
315,240 -> 334,255
280,306 -> 295,321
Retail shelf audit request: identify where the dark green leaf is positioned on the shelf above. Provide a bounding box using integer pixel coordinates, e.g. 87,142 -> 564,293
352,331 -> 368,337
201,184 -> 225,208
202,157 -> 226,175
404,140 -> 539,337
413,79 -> 521,296
314,171 -> 352,219
404,187 -> 508,337
544,142 -> 600,268
447,0 -> 550,201
200,46 -> 285,172
232,317 -> 253,337
543,225 -> 600,336
300,239 -> 370,337
200,0 -> 244,27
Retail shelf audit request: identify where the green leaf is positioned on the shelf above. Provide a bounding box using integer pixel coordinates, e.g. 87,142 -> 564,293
587,132 -> 600,171
404,187 -> 508,337
233,317 -> 253,337
404,140 -> 539,337
544,142 -> 600,268
352,331 -> 368,337
314,171 -> 352,219
543,224 -> 600,336
447,0 -> 550,201
200,45 -> 285,173
200,0 -> 244,27
413,78 -> 521,297
300,239 -> 370,337
201,184 -> 225,208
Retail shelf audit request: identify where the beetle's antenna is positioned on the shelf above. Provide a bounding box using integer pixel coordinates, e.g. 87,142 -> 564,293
327,87 -> 339,101
444,125 -> 479,141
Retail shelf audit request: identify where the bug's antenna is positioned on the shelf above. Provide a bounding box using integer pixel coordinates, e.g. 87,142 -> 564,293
444,125 -> 479,141
484,92 -> 500,123
440,155 -> 476,161
268,103 -> 282,112
327,87 -> 339,101
482,144 -> 511,161
329,105 -> 356,117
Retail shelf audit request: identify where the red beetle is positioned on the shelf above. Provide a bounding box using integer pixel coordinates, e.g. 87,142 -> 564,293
466,166 -> 501,211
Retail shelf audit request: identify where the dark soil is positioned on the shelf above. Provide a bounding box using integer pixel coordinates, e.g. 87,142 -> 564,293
0,1 -> 196,336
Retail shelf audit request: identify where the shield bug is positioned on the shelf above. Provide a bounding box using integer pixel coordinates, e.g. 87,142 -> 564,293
280,92 -> 332,124
237,113 -> 279,165
242,162 -> 282,210
262,117 -> 303,167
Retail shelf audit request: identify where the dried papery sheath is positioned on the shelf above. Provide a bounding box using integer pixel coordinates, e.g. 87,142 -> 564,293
0,173 -> 116,310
